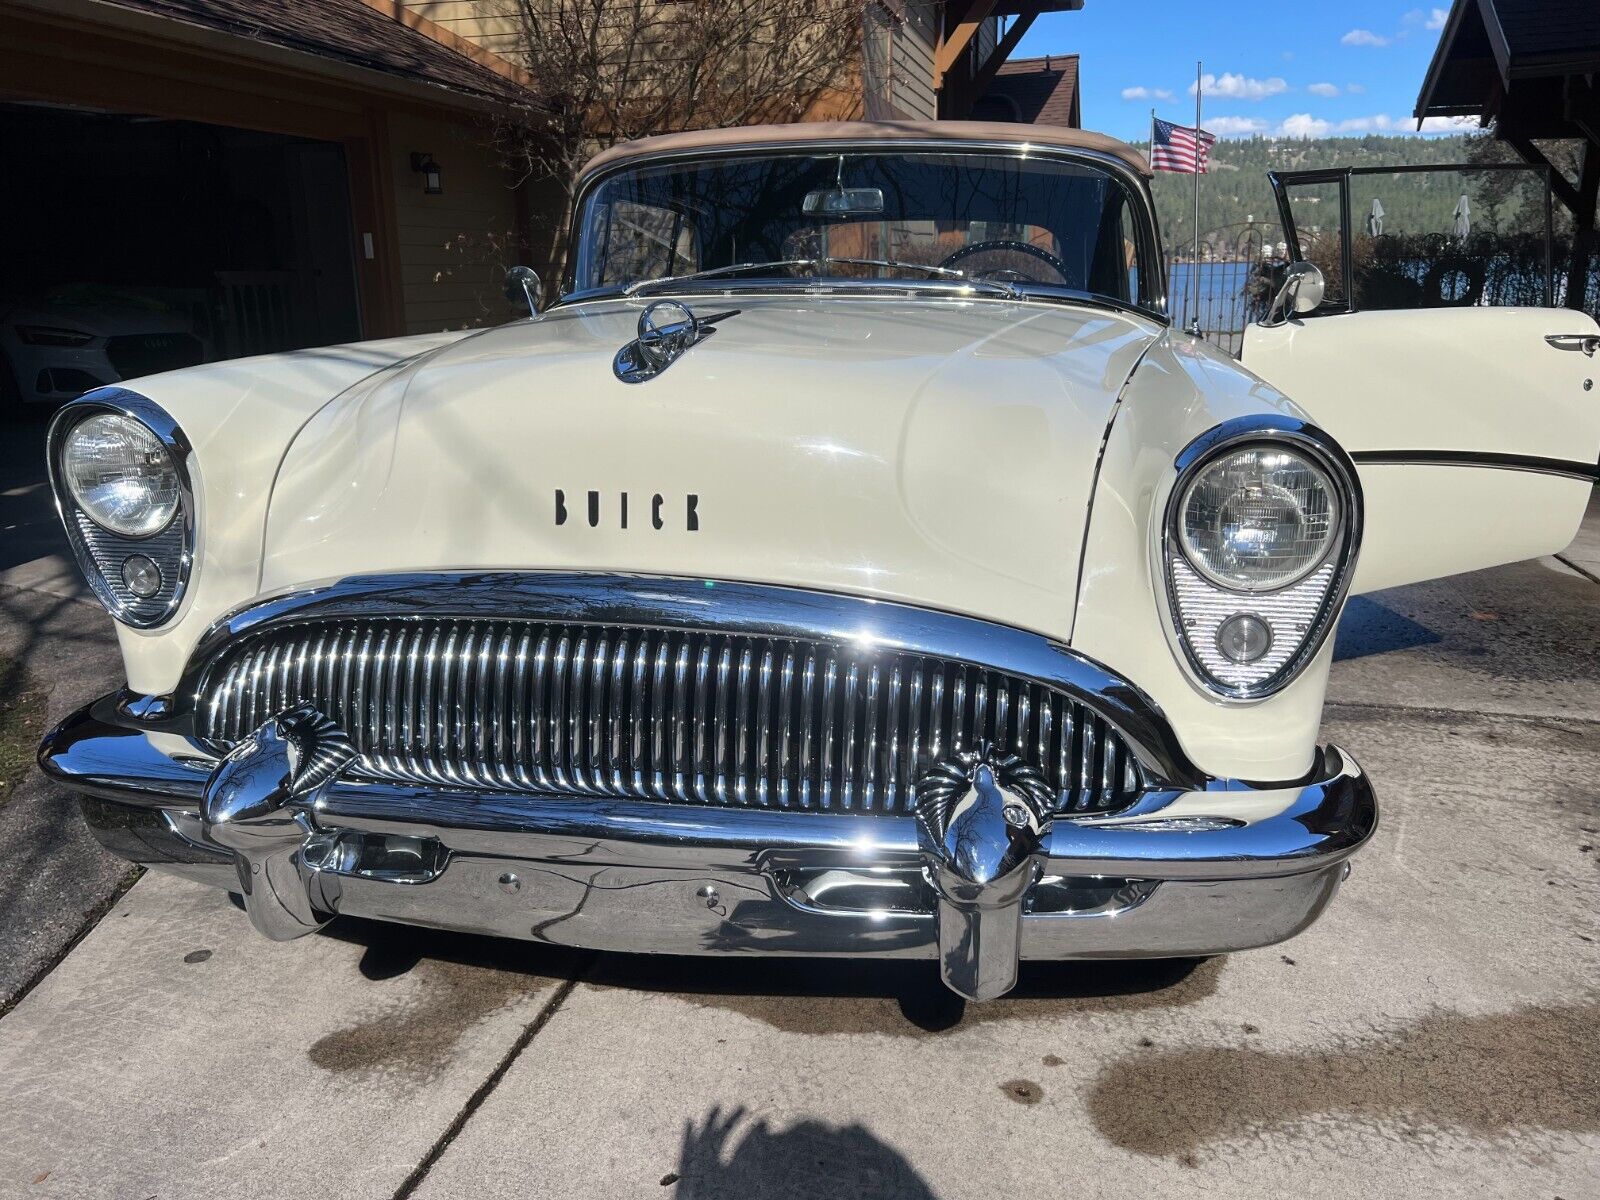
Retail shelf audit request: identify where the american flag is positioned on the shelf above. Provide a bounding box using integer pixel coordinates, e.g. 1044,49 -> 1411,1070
1150,117 -> 1216,174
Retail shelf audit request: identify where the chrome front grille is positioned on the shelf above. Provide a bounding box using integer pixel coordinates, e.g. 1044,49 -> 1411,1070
197,618 -> 1145,815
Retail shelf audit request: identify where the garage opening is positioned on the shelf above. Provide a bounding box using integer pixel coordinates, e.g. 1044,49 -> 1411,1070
1,102 -> 364,411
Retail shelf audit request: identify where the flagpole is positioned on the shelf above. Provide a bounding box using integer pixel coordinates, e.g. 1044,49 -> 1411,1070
1190,60 -> 1202,335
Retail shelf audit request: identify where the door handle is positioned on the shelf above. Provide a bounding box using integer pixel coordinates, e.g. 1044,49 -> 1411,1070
1545,333 -> 1600,356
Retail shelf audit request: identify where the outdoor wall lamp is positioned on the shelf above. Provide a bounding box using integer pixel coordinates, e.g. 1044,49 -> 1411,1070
410,152 -> 443,195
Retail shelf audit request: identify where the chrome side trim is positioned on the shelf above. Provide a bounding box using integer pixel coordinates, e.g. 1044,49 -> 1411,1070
44,388 -> 197,629
1158,415 -> 1364,703
177,572 -> 1206,791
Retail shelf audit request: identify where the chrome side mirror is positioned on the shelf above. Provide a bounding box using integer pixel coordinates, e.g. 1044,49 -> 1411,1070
1265,261 -> 1325,326
504,265 -> 542,316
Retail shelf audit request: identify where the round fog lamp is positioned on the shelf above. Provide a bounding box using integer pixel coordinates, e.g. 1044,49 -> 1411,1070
1216,613 -> 1272,664
120,554 -> 162,598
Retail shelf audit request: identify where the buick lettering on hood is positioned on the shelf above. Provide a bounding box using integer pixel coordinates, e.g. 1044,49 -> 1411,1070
39,123 -> 1600,1000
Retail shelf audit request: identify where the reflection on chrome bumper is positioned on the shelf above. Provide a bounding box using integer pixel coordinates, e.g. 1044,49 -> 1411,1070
41,696 -> 1376,999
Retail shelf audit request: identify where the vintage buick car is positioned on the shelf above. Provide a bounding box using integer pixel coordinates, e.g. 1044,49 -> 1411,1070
38,122 -> 1600,1000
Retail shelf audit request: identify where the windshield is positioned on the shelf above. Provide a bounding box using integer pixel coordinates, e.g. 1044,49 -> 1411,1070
571,150 -> 1156,309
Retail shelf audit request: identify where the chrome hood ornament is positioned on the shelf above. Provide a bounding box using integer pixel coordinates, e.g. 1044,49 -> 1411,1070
916,744 -> 1055,1001
613,300 -> 737,383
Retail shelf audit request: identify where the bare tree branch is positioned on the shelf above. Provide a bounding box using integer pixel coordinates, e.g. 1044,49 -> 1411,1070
492,0 -> 872,278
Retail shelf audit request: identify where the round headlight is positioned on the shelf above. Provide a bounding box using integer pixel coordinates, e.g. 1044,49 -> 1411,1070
61,413 -> 181,537
1178,445 -> 1339,592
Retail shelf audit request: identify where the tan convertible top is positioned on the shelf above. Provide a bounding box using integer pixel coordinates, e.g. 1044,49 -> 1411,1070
578,121 -> 1152,182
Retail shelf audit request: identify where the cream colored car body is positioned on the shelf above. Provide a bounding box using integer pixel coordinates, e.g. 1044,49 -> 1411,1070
105,291 -> 1599,787
40,124 -> 1600,996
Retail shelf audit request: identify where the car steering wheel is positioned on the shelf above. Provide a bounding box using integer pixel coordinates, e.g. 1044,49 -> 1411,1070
940,240 -> 1071,284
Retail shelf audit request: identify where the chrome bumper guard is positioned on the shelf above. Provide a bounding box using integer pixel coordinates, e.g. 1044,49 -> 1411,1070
41,696 -> 1376,1000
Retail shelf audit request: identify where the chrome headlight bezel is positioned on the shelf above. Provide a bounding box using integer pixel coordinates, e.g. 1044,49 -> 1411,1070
1160,416 -> 1362,702
47,389 -> 196,629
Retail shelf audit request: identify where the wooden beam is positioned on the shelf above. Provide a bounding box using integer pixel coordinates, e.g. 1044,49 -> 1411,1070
1566,75 -> 1600,148
934,0 -> 998,89
943,12 -> 1036,120
1563,142 -> 1600,310
1503,134 -> 1584,214
970,12 -> 1036,98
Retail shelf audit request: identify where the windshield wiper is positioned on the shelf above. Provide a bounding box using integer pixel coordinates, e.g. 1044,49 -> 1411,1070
622,256 -> 1020,299
820,257 -> 1020,299
623,260 -> 819,296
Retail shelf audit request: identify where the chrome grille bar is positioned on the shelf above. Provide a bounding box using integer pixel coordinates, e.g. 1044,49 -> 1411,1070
198,618 -> 1146,815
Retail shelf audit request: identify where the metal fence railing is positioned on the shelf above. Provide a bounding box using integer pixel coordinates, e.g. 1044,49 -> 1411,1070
1165,222 -> 1280,358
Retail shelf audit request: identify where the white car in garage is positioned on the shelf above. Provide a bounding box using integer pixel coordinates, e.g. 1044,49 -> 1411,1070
1,294 -> 205,411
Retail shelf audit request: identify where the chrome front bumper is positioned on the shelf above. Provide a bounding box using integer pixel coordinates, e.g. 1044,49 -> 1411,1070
41,694 -> 1376,1000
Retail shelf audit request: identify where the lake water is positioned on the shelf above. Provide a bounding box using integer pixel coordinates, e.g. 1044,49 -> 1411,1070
1129,261 -> 1264,338
1165,262 -> 1261,332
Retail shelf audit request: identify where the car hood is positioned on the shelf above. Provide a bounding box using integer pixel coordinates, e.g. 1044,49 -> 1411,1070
262,295 -> 1161,642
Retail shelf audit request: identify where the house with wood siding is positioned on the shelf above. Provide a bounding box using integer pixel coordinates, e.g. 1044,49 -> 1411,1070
0,0 -> 1078,383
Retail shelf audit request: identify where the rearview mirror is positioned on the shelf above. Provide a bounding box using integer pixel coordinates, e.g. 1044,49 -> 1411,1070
1265,261 -> 1326,326
802,187 -> 885,217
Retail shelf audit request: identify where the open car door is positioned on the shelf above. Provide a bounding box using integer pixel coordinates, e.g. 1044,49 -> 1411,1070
1243,164 -> 1600,593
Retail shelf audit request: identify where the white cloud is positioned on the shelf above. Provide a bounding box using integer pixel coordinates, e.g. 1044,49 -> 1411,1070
1341,29 -> 1390,47
1207,115 -> 1269,137
1307,82 -> 1340,97
1426,7 -> 1448,29
1331,114 -> 1397,133
1272,112 -> 1479,139
1347,82 -> 1367,93
1190,72 -> 1289,101
1120,86 -> 1174,101
1279,113 -> 1333,138
1417,114 -> 1477,132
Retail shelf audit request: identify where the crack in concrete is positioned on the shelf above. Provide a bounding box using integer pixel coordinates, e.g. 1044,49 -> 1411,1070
1324,699 -> 1600,730
390,965 -> 591,1199
309,956 -> 553,1083
0,864 -> 140,1021
1555,553 -> 1600,586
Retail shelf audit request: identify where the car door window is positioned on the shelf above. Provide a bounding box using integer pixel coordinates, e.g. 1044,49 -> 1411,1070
1275,177 -> 1347,309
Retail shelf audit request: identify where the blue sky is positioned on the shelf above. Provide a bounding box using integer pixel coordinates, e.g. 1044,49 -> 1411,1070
1012,1 -> 1471,141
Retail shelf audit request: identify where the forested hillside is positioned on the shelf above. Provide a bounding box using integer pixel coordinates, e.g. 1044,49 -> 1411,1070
1133,133 -> 1554,257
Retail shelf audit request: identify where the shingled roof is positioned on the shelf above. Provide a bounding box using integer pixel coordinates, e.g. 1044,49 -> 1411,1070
99,0 -> 536,107
1416,0 -> 1600,131
971,54 -> 1081,128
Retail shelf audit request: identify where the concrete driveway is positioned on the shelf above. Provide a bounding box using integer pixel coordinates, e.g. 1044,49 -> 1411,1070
0,486 -> 1594,1199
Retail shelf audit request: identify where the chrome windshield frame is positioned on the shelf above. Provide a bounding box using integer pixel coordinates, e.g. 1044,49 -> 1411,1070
559,139 -> 1169,319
